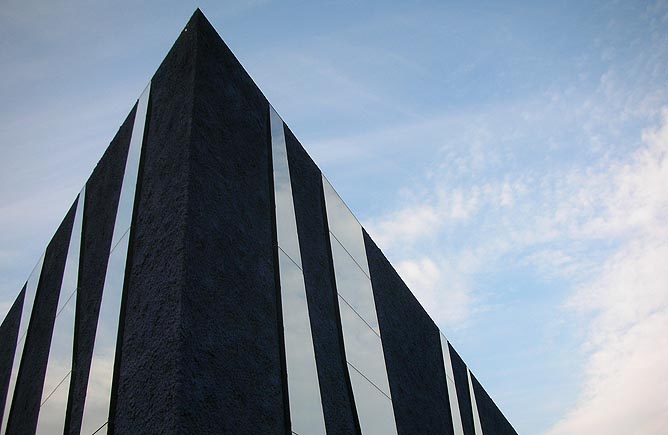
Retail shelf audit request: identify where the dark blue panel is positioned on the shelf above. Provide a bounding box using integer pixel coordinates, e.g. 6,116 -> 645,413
449,343 -> 476,435
471,372 -> 517,435
0,291 -> 24,426
179,11 -> 285,434
6,201 -> 76,434
111,13 -> 196,435
284,125 -> 360,435
66,104 -> 136,435
363,231 -> 454,435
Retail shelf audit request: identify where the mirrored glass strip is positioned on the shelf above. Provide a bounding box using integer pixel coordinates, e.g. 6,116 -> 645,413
110,82 -> 151,249
339,297 -> 390,396
36,372 -> 71,435
81,82 -> 150,435
277,251 -> 326,435
270,106 -> 302,268
467,369 -> 484,435
440,334 -> 464,435
35,188 -> 85,434
322,177 -> 369,276
270,106 -> 326,435
80,232 -> 130,435
330,237 -> 379,334
322,173 -> 397,434
349,366 -> 398,435
0,253 -> 45,435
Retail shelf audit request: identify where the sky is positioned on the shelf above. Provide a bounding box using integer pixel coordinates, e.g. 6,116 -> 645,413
1,1 -> 667,433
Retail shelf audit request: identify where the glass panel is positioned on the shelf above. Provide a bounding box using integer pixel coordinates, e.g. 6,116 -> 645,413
440,334 -> 464,435
330,237 -> 379,334
0,253 -> 45,434
270,105 -> 301,268
322,176 -> 369,276
270,104 -> 326,434
81,82 -> 149,435
110,82 -> 150,249
35,372 -> 71,434
58,187 -> 84,310
278,250 -> 326,435
36,188 -> 85,434
348,366 -> 397,435
467,369 -> 484,435
80,232 -> 130,435
338,296 -> 391,397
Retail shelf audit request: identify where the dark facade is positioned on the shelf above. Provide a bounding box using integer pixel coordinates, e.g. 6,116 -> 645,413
0,10 -> 517,435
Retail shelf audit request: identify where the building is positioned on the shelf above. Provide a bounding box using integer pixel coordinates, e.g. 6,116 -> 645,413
0,10 -> 517,435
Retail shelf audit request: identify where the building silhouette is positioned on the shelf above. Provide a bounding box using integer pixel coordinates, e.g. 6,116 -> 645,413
0,10 -> 516,435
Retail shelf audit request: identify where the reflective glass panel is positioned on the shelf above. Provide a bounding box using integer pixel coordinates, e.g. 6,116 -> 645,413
330,237 -> 379,334
36,188 -> 84,434
1,253 -> 45,435
348,366 -> 397,435
440,334 -> 464,435
338,296 -> 390,397
278,250 -> 326,435
80,232 -> 130,435
270,104 -> 326,434
467,369 -> 484,435
110,83 -> 150,249
322,176 -> 369,276
81,83 -> 149,435
270,106 -> 301,268
36,371 -> 71,434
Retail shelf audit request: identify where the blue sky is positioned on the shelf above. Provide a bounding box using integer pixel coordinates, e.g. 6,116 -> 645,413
2,1 -> 668,433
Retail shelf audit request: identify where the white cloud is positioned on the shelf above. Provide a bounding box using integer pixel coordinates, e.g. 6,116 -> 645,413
363,102 -> 668,432
546,112 -> 668,434
395,256 -> 472,327
547,241 -> 668,435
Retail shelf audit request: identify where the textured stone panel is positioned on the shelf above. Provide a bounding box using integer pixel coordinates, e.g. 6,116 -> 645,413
364,231 -> 454,435
285,126 -> 360,435
7,202 -> 76,434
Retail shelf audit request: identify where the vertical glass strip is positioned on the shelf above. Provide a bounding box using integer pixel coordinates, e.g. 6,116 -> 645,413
80,82 -> 150,435
322,174 -> 397,435
348,367 -> 397,435
330,238 -> 379,334
338,297 -> 390,396
0,253 -> 45,435
35,187 -> 85,434
277,251 -> 327,435
110,83 -> 151,249
322,177 -> 369,276
440,334 -> 464,435
270,106 -> 326,435
270,107 -> 302,268
80,233 -> 130,435
467,369 -> 484,435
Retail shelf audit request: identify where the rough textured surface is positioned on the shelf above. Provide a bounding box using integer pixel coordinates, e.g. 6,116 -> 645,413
0,290 -> 24,426
7,201 -> 76,434
66,104 -> 136,435
449,343 -> 476,435
364,231 -> 454,435
285,125 -> 360,435
0,9 -> 518,434
181,11 -> 285,433
111,12 -> 195,435
471,372 -> 518,435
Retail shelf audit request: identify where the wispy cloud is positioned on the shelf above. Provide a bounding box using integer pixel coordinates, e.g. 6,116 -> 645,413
546,110 -> 668,435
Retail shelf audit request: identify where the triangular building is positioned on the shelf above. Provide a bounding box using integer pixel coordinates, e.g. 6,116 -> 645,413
0,10 -> 517,435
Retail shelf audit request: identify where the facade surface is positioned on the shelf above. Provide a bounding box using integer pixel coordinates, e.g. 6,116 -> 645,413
0,10 -> 517,435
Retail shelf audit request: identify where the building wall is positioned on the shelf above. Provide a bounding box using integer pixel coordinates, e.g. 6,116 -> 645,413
0,9 -> 516,435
